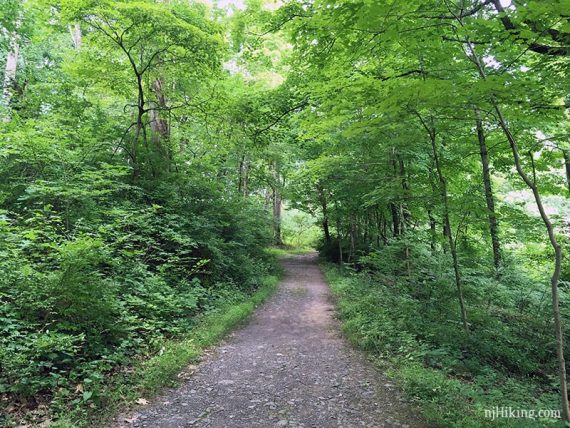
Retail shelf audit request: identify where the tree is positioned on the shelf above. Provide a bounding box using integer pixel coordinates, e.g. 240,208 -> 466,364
62,0 -> 223,175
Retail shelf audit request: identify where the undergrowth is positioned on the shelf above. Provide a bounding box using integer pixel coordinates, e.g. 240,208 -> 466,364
323,263 -> 567,428
44,274 -> 279,427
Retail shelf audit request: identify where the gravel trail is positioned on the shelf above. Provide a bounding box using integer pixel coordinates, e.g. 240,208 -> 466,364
115,253 -> 424,428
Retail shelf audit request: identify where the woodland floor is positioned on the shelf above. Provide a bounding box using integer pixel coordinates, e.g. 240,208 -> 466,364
113,254 -> 425,428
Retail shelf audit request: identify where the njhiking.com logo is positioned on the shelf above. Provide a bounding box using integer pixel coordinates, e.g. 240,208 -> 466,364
484,406 -> 561,421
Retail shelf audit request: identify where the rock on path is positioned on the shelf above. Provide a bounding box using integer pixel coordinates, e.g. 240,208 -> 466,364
115,253 -> 425,428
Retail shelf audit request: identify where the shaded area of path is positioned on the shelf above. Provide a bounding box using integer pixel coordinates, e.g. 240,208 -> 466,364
116,253 -> 424,428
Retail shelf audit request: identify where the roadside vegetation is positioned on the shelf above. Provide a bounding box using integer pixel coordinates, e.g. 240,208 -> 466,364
324,264 -> 565,427
49,275 -> 279,428
282,1 -> 570,425
1,1 -> 285,425
1,0 -> 569,426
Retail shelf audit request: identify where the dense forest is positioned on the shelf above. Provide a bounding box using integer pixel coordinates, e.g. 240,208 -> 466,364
1,0 -> 569,426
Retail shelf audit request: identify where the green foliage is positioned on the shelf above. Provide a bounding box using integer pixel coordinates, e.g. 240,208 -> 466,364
3,0 -> 570,425
280,207 -> 320,249
324,263 -> 567,427
52,274 -> 278,428
0,0 -> 286,425
282,0 -> 570,423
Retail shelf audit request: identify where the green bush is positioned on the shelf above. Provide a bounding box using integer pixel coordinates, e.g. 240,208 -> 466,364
0,165 -> 275,423
323,260 -> 565,427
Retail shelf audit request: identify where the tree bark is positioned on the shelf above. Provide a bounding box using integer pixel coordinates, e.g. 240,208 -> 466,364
399,158 -> 411,276
348,218 -> 356,263
323,217 -> 331,243
475,107 -> 502,273
272,162 -> 283,245
273,188 -> 282,245
69,23 -> 82,49
318,188 -> 331,244
150,77 -> 170,167
420,113 -> 469,333
428,209 -> 437,253
238,154 -> 249,196
2,22 -> 20,120
389,202 -> 400,237
495,103 -> 569,422
563,150 -> 570,195
466,43 -> 569,422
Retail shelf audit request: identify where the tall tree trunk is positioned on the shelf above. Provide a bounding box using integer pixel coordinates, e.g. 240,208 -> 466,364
238,154 -> 249,196
399,158 -> 411,226
318,188 -> 331,244
389,202 -> 400,237
273,188 -> 282,245
496,102 -> 569,422
475,107 -> 502,273
390,147 -> 406,236
399,158 -> 411,276
150,78 -> 170,146
380,210 -> 388,245
2,22 -> 20,120
348,218 -> 356,263
420,114 -> 469,333
376,208 -> 387,245
363,212 -> 370,246
131,68 -> 146,173
336,215 -> 344,264
428,209 -> 437,253
272,162 -> 283,245
69,23 -> 82,49
323,217 -> 331,244
466,43 -> 569,422
563,150 -> 570,195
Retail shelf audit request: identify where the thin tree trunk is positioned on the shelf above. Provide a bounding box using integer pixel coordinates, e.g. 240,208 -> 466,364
2,23 -> 20,119
399,158 -> 411,276
420,114 -> 469,333
362,213 -> 368,245
389,202 -> 400,237
320,193 -> 331,244
238,154 -> 249,196
348,218 -> 356,263
428,209 -> 437,253
323,217 -> 331,244
337,217 -> 344,264
467,43 -> 569,422
273,188 -> 282,245
475,107 -> 502,273
272,162 -> 283,245
495,102 -> 569,422
375,208 -> 381,246
381,210 -> 387,244
150,77 -> 170,166
69,23 -> 82,49
563,150 -> 570,195
131,64 -> 145,174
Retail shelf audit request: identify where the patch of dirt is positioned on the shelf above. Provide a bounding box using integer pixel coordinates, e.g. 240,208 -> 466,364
113,253 -> 425,428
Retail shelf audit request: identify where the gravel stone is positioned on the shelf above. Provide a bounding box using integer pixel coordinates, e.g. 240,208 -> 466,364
113,254 -> 425,428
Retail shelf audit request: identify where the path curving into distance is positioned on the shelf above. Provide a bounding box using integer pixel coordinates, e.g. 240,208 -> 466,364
115,253 -> 424,428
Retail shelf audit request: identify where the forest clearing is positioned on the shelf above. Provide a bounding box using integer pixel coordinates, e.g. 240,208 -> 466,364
1,0 -> 569,427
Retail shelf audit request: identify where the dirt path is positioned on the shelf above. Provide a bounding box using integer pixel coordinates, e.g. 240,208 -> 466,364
115,254 -> 424,428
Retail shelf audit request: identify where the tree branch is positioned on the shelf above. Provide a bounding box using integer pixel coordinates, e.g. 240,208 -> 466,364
491,0 -> 569,56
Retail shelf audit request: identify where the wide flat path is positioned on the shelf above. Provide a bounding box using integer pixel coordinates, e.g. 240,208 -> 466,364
116,253 -> 424,428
